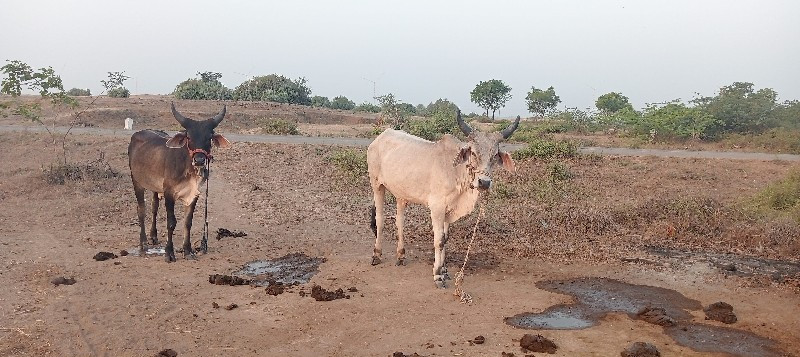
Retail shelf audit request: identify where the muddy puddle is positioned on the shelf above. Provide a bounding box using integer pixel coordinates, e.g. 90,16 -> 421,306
233,252 -> 325,286
506,278 -> 781,357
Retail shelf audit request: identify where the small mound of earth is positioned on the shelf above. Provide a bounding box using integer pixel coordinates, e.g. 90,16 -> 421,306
392,352 -> 424,357
621,342 -> 660,357
635,306 -> 677,327
704,302 -> 737,324
520,334 -> 558,354
215,228 -> 247,240
265,283 -> 285,296
468,335 -> 485,345
93,251 -> 118,261
310,285 -> 349,301
155,349 -> 177,357
51,277 -> 76,286
224,303 -> 238,310
120,250 -> 129,256
208,274 -> 250,286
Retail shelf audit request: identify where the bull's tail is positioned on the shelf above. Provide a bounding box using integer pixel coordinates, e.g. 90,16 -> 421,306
369,205 -> 377,237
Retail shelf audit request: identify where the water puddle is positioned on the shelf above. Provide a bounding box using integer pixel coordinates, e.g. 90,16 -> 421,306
126,246 -> 166,256
234,252 -> 326,286
505,278 -> 781,357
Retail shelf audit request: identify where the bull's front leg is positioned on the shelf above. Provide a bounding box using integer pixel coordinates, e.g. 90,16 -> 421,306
134,186 -> 148,255
164,197 -> 178,262
395,199 -> 408,266
149,192 -> 160,245
431,206 -> 448,288
182,197 -> 199,260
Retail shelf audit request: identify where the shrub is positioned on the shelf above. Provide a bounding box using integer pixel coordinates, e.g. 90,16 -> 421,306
750,170 -> 800,222
330,96 -> 355,110
42,157 -> 120,185
404,108 -> 461,141
107,87 -> 130,98
173,79 -> 232,100
311,95 -> 331,108
513,139 -> 578,160
721,128 -> 800,154
66,88 -> 91,96
259,119 -> 299,135
354,102 -> 380,113
233,74 -> 311,105
327,149 -> 367,178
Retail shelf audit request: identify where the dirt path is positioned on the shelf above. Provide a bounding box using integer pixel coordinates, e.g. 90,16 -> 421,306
3,124 -> 800,161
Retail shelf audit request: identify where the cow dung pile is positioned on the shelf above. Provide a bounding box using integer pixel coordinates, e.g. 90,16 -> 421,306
93,251 -> 118,261
635,306 -> 677,327
704,301 -> 737,324
621,342 -> 661,357
308,285 -> 349,301
208,274 -> 250,286
520,334 -> 558,354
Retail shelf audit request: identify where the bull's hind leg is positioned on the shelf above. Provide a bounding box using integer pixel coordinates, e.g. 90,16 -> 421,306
134,185 -> 148,255
181,198 -> 199,260
149,192 -> 160,245
371,184 -> 386,266
164,197 -> 178,263
395,198 -> 408,266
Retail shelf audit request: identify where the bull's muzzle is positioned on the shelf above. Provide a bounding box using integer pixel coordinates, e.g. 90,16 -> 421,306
477,178 -> 491,190
192,153 -> 208,167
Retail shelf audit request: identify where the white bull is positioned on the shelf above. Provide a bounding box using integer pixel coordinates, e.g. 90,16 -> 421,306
367,111 -> 519,288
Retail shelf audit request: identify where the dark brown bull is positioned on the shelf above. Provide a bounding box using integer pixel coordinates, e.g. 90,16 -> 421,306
128,103 -> 230,262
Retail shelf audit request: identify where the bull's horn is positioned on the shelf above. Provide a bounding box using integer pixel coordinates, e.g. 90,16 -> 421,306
501,115 -> 521,139
211,105 -> 226,127
170,102 -> 190,128
456,109 -> 473,136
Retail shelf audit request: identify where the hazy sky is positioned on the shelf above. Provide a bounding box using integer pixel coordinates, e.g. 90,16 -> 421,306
2,0 -> 798,117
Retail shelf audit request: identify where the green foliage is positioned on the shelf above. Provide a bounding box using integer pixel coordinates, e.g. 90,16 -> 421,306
330,95 -> 355,110
595,92 -> 633,113
355,102 -> 380,113
66,88 -> 91,96
233,74 -> 311,105
0,60 -> 78,120
107,87 -> 130,98
634,101 -> 717,140
470,79 -> 512,119
548,161 -> 573,183
749,170 -> 800,222
327,149 -> 368,178
513,139 -> 578,160
492,181 -> 515,199
769,100 -> 800,129
424,98 -> 459,118
376,93 -> 409,129
173,78 -> 232,100
259,118 -> 299,135
198,71 -> 222,83
311,95 -> 331,108
526,86 -> 561,116
405,108 -> 461,141
553,107 -> 596,133
101,71 -> 129,92
693,82 -> 778,136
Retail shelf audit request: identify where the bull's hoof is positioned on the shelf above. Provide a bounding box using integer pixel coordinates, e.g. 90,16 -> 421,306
165,254 -> 176,263
149,237 -> 159,245
434,277 -> 447,289
371,256 -> 381,266
395,258 -> 405,266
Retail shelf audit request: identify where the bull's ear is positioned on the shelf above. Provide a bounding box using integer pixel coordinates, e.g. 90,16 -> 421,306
165,133 -> 188,148
498,151 -> 516,172
212,134 -> 231,148
452,146 -> 472,167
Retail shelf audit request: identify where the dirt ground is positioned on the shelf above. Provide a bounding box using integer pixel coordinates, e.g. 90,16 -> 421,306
0,97 -> 798,356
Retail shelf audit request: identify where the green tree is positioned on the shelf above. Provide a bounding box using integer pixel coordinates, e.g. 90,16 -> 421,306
470,79 -> 512,119
595,92 -> 633,113
693,82 -> 778,135
638,101 -> 717,140
173,72 -> 232,100
66,88 -> 91,96
376,93 -> 409,129
233,74 -> 312,105
426,98 -> 459,118
526,86 -> 561,117
330,95 -> 355,110
311,95 -> 331,108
